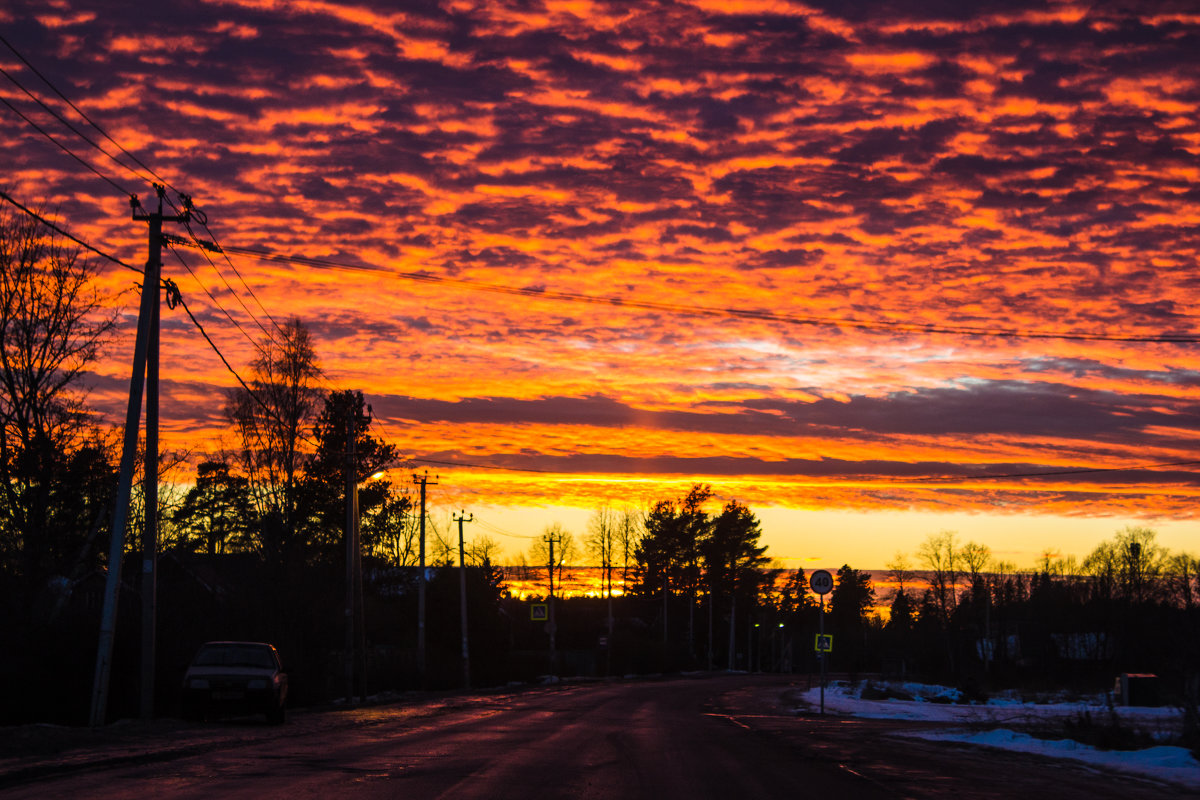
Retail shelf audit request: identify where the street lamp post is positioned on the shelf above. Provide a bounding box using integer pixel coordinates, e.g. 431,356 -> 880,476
453,510 -> 473,689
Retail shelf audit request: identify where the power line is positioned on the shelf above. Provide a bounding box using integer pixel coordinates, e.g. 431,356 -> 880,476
473,517 -> 539,540
171,238 -> 1200,345
0,64 -> 154,188
0,188 -> 293,432
158,197 -> 278,343
193,218 -> 282,333
0,93 -> 135,197
904,458 -> 1200,484
0,189 -> 141,273
166,286 -> 302,431
0,33 -> 169,188
408,457 -> 556,474
1,52 -> 275,350
163,240 -> 274,351
0,38 -> 282,350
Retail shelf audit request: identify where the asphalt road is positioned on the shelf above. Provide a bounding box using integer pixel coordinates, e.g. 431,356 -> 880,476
2,674 -> 1194,799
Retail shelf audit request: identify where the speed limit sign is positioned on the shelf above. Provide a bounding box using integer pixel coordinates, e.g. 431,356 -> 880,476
809,569 -> 834,595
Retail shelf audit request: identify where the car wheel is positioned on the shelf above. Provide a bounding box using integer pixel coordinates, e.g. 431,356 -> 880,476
266,703 -> 286,725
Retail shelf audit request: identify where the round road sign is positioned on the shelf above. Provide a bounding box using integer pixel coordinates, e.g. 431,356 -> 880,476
809,569 -> 834,595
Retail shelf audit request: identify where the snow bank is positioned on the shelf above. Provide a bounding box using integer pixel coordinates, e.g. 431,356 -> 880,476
795,681 -> 1200,787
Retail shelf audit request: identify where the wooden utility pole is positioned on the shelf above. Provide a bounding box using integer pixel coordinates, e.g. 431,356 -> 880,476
141,249 -> 159,722
545,530 -> 559,674
453,510 -> 473,689
344,400 -> 360,705
412,470 -> 437,685
91,186 -> 188,727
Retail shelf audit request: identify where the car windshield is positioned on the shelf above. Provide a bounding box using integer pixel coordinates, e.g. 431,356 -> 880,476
193,644 -> 277,669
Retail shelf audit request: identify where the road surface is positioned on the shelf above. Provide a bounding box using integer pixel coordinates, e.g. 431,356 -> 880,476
2,674 -> 1192,798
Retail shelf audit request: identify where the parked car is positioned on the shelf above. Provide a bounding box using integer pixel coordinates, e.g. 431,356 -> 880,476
182,641 -> 288,724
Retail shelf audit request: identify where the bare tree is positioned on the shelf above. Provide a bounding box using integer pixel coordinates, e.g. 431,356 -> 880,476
617,506 -> 639,590
225,317 -> 321,565
0,202 -> 116,600
1165,552 -> 1198,610
530,523 -> 575,596
886,551 -> 915,597
1083,526 -> 1166,603
959,541 -> 991,582
374,493 -> 419,566
425,512 -> 456,567
586,506 -> 616,598
917,530 -> 960,623
466,534 -> 501,567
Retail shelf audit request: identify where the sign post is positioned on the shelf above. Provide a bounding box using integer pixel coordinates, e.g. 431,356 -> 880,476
809,569 -> 834,716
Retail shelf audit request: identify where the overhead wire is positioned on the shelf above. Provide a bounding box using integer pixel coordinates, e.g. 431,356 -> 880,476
193,218 -> 282,333
0,187 -> 293,433
1,38 -> 283,349
473,517 -> 540,540
163,239 -> 275,352
180,219 -> 277,339
0,93 -> 135,197
0,63 -> 155,188
0,188 -> 141,273
0,33 -> 169,187
900,458 -> 1200,484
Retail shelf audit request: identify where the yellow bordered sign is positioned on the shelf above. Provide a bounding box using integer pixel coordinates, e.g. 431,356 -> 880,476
814,634 -> 833,653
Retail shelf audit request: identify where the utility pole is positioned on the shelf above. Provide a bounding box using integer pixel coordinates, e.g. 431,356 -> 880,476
545,530 -> 559,675
141,251 -> 159,722
91,186 -> 188,727
412,470 -> 437,685
453,510 -> 473,689
344,400 -> 361,705
605,536 -> 613,678
727,589 -> 737,671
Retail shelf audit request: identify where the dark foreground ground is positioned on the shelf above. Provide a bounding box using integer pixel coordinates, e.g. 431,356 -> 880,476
0,674 -> 1195,798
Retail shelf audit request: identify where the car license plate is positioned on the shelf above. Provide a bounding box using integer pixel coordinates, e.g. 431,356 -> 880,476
213,690 -> 244,700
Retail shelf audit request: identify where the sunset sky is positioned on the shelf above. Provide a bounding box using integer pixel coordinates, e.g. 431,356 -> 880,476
3,1 -> 1200,569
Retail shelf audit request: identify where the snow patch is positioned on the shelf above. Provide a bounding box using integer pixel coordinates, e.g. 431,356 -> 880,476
796,681 -> 1200,788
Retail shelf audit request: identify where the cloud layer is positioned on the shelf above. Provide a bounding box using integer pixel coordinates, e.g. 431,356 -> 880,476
3,1 -> 1200,520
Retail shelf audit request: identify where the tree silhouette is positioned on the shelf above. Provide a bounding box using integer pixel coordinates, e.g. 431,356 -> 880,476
298,389 -> 402,563
829,565 -> 875,671
0,203 -> 116,611
634,484 -> 714,652
172,459 -> 254,555
225,317 -> 321,566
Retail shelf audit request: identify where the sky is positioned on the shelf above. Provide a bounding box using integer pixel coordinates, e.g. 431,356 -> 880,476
3,1 -> 1200,568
